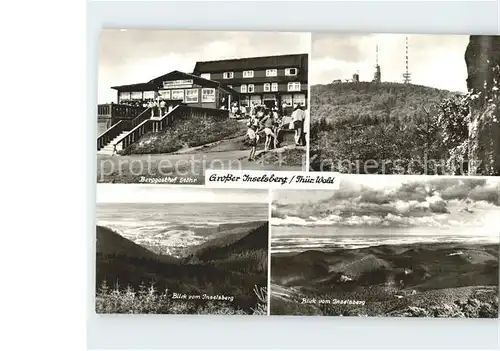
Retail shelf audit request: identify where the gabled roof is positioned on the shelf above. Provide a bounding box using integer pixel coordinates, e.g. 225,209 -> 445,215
111,70 -> 239,95
192,53 -> 309,74
110,82 -> 156,91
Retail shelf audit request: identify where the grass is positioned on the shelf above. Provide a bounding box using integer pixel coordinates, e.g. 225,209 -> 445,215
255,147 -> 306,169
96,280 -> 268,315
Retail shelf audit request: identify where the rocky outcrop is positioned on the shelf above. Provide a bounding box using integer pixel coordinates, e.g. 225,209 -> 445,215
465,35 -> 500,175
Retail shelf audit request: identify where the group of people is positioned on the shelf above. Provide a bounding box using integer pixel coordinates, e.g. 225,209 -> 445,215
245,103 -> 306,161
119,99 -> 170,118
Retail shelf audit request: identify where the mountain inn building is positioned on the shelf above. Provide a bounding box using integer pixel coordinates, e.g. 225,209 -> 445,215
98,70 -> 237,134
193,53 -> 308,111
97,53 -> 308,151
112,70 -> 237,110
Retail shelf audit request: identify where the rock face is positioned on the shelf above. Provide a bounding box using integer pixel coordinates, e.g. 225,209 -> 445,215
465,35 -> 500,175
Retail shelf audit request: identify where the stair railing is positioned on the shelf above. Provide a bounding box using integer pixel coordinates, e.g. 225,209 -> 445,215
114,105 -> 183,151
97,120 -> 127,151
96,106 -> 153,151
112,105 -> 229,152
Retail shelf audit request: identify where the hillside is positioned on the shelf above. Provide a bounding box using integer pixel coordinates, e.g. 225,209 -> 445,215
270,242 -> 499,317
95,223 -> 268,314
186,221 -> 268,260
309,82 -> 465,174
121,112 -> 245,155
311,82 -> 454,126
96,225 -> 179,264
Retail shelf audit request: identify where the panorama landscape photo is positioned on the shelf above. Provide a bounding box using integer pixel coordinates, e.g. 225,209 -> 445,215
270,176 -> 500,317
95,185 -> 269,315
309,34 -> 500,176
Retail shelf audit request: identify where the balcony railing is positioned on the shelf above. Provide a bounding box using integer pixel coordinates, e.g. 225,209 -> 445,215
97,103 -> 146,119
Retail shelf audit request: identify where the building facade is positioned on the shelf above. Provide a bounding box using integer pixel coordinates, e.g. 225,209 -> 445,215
192,54 -> 308,111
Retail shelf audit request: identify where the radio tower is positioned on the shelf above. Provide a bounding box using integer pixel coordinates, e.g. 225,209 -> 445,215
373,44 -> 381,83
402,36 -> 412,84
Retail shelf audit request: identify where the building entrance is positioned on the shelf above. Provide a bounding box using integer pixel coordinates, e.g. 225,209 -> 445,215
263,94 -> 277,109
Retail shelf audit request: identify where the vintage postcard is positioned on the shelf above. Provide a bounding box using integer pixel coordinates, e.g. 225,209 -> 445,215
270,176 -> 500,317
97,30 -> 311,184
309,34 -> 500,176
95,185 -> 269,315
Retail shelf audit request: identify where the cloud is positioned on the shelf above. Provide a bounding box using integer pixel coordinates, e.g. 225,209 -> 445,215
312,33 -> 371,63
273,178 -> 500,228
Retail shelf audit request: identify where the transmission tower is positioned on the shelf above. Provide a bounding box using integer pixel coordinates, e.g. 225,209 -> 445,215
373,44 -> 381,83
402,36 -> 412,84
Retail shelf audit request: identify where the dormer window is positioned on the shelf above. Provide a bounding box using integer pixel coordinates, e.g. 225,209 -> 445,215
285,68 -> 298,76
223,72 -> 234,79
243,70 -> 254,78
200,73 -> 211,80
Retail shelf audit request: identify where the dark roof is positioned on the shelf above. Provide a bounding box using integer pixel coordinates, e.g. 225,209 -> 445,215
192,53 -> 309,74
111,70 -> 239,95
110,82 -> 156,92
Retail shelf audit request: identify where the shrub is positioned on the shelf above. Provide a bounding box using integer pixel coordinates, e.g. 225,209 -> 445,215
309,82 -> 476,175
95,281 -> 268,315
123,114 -> 243,155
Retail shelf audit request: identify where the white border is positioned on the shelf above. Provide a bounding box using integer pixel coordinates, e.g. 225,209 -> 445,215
86,1 -> 500,350
306,37 -> 312,172
267,188 -> 272,316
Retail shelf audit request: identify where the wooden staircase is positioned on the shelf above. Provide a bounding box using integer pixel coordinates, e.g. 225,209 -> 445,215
97,131 -> 130,155
97,104 -> 230,154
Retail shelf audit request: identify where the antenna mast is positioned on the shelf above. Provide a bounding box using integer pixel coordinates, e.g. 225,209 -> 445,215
373,44 -> 381,83
402,36 -> 412,84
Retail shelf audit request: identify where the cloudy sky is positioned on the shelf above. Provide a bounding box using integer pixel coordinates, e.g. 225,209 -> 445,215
97,184 -> 268,204
98,29 -> 310,103
311,33 -> 470,92
272,177 -> 500,234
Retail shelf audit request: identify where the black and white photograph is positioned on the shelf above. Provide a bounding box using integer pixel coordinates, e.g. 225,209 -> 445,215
270,176 -> 500,317
95,185 -> 269,315
309,34 -> 500,176
97,30 -> 310,184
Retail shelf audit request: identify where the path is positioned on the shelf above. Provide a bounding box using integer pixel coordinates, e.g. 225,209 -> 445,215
97,146 -> 305,184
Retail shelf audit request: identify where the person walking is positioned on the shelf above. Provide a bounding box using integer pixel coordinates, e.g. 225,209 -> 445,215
159,100 -> 166,117
302,107 -> 309,146
260,109 -> 276,152
148,100 -> 155,118
291,103 -> 305,146
246,122 -> 259,161
281,101 -> 288,117
273,108 -> 284,149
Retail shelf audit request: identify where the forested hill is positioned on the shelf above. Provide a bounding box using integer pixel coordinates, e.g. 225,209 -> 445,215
311,82 -> 457,126
309,81 -> 472,175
